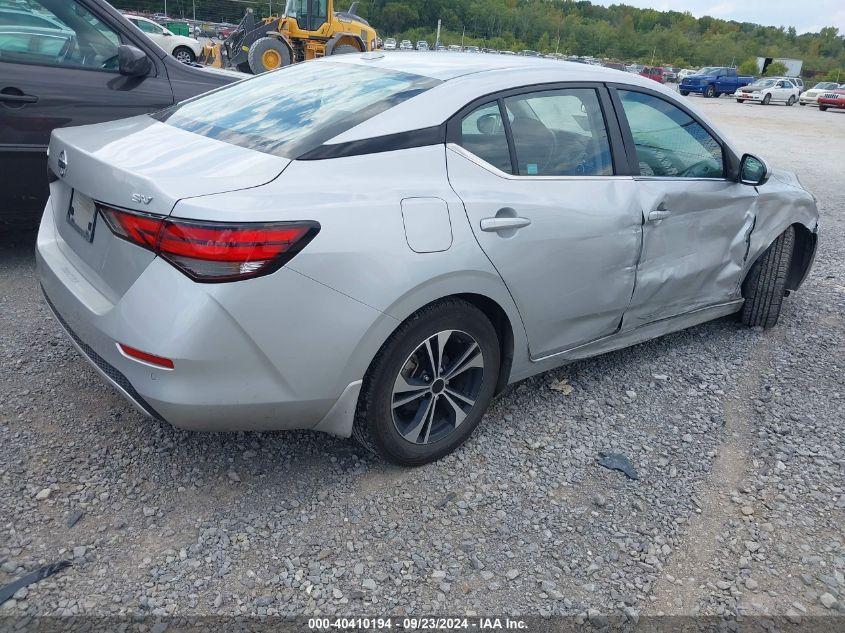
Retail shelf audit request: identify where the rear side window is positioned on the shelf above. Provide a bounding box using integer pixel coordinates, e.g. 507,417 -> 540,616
459,102 -> 512,173
154,63 -> 440,159
504,88 -> 613,176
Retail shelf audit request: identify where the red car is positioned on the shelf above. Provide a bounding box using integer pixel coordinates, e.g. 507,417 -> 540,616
818,89 -> 845,111
640,66 -> 665,83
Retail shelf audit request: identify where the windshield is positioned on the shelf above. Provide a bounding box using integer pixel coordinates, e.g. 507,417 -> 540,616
697,67 -> 722,75
814,82 -> 837,90
154,62 -> 440,159
749,79 -> 775,88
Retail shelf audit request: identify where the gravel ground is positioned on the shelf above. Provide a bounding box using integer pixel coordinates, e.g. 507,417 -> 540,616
1,98 -> 843,623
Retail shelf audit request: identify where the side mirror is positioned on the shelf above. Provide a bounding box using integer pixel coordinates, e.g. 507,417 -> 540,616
163,31 -> 172,36
118,44 -> 152,77
739,153 -> 771,187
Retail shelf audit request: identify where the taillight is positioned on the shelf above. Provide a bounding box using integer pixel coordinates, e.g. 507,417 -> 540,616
98,204 -> 319,283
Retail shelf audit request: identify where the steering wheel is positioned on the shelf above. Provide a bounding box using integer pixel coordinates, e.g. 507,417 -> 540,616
679,158 -> 718,178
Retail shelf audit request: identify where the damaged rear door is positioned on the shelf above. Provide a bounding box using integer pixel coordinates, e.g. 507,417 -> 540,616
613,88 -> 757,329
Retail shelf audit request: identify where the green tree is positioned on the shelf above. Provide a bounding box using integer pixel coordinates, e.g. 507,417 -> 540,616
738,58 -> 759,75
764,61 -> 789,76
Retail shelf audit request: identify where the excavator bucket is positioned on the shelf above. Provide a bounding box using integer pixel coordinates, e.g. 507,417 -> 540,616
199,42 -> 225,68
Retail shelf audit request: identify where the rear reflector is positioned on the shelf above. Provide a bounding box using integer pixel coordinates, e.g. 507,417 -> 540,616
98,205 -> 319,282
118,343 -> 174,369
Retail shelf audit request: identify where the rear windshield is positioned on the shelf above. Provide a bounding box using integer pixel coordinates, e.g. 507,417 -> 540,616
153,62 -> 440,159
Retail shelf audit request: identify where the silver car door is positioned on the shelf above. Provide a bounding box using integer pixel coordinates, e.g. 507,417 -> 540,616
446,85 -> 642,359
613,87 -> 757,330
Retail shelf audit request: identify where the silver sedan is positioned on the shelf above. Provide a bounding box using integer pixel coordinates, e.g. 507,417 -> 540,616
37,54 -> 819,465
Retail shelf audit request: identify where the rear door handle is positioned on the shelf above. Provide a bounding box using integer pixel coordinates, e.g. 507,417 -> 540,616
480,217 -> 532,232
0,92 -> 38,104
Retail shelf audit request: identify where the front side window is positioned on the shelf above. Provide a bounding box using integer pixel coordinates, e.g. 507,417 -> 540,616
0,0 -> 120,70
619,90 -> 724,179
155,63 -> 440,159
133,18 -> 163,35
503,88 -> 613,176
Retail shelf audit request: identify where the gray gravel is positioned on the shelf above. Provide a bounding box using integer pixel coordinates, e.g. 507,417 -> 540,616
1,98 -> 843,620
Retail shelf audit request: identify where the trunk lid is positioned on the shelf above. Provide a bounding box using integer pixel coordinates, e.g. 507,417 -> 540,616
47,115 -> 290,300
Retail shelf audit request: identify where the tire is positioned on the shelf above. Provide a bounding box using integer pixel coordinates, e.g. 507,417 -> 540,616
736,99 -> 744,103
787,95 -> 796,106
680,90 -> 689,96
762,93 -> 772,105
352,299 -> 501,466
741,226 -> 795,330
172,46 -> 196,64
331,44 -> 360,55
819,105 -> 828,111
799,101 -> 806,106
247,37 -> 291,74
704,84 -> 716,98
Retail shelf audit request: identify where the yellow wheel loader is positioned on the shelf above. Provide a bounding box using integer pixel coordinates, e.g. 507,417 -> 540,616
200,0 -> 378,74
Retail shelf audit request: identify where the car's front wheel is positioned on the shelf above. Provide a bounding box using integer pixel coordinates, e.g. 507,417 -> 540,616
741,226 -> 795,329
787,95 -> 796,106
704,85 -> 716,98
819,105 -> 828,111
762,93 -> 772,105
172,46 -> 196,64
353,299 -> 501,466
736,99 -> 744,103
680,90 -> 689,96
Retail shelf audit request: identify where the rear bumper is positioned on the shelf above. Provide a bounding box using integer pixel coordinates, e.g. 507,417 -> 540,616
36,202 -> 390,435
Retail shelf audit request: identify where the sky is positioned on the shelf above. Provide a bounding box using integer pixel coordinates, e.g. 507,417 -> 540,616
590,1 -> 845,34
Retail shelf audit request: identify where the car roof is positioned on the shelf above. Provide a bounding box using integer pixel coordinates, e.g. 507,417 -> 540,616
326,51 -> 626,82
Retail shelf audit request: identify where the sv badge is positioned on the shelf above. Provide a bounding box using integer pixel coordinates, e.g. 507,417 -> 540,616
131,193 -> 154,205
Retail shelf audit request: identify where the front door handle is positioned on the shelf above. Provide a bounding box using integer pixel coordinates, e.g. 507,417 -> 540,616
480,217 -> 532,232
0,91 -> 38,105
648,207 -> 671,222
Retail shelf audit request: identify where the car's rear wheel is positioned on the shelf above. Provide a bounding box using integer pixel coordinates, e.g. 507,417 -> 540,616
172,46 -> 196,64
787,95 -> 796,106
353,299 -> 500,466
741,226 -> 795,329
704,85 -> 716,98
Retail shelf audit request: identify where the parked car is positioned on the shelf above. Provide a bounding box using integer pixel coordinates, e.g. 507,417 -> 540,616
663,68 -> 678,82
124,14 -> 202,64
416,40 -> 429,51
818,88 -> 845,111
734,78 -> 799,105
37,54 -> 818,465
399,40 -> 413,51
800,82 -> 841,106
680,67 -> 754,97
436,45 -> 447,51
640,66 -> 665,83
464,46 -> 480,53
790,77 -> 805,93
499,50 -> 516,56
677,68 -> 698,81
0,0 -> 241,220
383,37 -> 396,50
448,44 -> 462,52
520,49 -> 540,57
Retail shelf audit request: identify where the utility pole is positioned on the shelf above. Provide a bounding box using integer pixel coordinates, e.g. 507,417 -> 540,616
435,19 -> 442,49
192,0 -> 195,21
163,0 -> 167,17
555,28 -> 560,55
461,27 -> 465,49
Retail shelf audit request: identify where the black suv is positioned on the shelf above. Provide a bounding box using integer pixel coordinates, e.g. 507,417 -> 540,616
0,0 -> 241,220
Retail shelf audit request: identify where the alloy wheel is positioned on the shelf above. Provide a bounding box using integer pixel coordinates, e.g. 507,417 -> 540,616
174,49 -> 193,63
391,330 -> 485,445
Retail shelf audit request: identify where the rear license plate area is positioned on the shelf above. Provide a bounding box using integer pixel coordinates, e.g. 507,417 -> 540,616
67,190 -> 97,243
